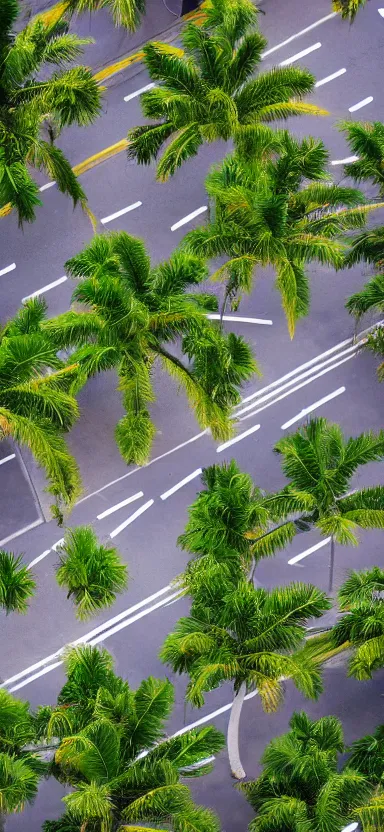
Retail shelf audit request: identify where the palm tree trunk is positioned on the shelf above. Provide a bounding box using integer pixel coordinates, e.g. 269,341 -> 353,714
227,682 -> 246,780
220,284 -> 231,327
328,535 -> 336,593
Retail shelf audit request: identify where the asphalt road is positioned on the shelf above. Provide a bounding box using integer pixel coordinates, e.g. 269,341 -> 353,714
1,1 -> 384,829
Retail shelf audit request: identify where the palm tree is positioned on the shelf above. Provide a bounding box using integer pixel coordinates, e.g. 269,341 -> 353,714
340,121 -> 384,194
127,0 -> 327,181
56,526 -> 128,619
329,566 -> 384,679
0,688 -> 46,832
348,721 -> 384,786
42,231 -> 256,465
39,644 -> 223,832
161,576 -> 330,780
179,461 -> 305,583
240,710 -> 371,832
183,141 -> 381,336
272,417 -> 384,591
49,0 -> 145,30
0,0 -> 101,224
333,0 -> 367,22
0,550 -> 35,613
0,298 -> 82,515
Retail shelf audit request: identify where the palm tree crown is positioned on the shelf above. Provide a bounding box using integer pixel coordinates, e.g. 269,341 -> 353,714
0,298 -> 82,513
58,0 -> 145,30
43,231 -> 256,465
0,0 -> 101,224
183,138 -> 378,336
56,526 -> 128,619
330,566 -> 384,680
0,688 -> 46,830
0,550 -> 36,614
240,710 -> 371,832
340,121 -> 384,195
272,417 -> 384,552
161,568 -> 330,778
39,644 -> 224,832
127,0 -> 326,180
178,460 -> 300,581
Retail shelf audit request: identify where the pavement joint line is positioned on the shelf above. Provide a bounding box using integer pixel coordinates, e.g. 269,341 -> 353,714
280,386 -> 346,430
279,41 -> 321,67
1,583 -> 175,689
239,354 -> 355,422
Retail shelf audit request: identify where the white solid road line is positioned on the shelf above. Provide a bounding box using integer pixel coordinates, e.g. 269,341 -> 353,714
76,327 -> 381,508
288,537 -> 331,565
379,9 -> 384,17
216,423 -> 260,453
160,468 -> 202,501
0,263 -> 16,277
77,430 -> 209,506
281,386 -> 346,430
331,155 -> 359,165
8,588 -> 182,693
89,589 -> 181,648
2,583 -> 174,689
51,537 -> 64,552
237,335 -> 354,408
22,276 -> 67,303
279,42 -> 321,66
315,68 -> 346,87
349,96 -> 373,113
97,491 -> 144,520
171,206 -> 207,231
206,314 -> 273,325
101,201 -> 142,225
0,519 -> 43,549
28,550 -> 51,570
39,181 -> 56,192
0,454 -> 15,465
124,82 -> 155,101
110,499 -> 154,538
240,354 -> 354,422
237,342 -> 357,418
261,12 -> 336,59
